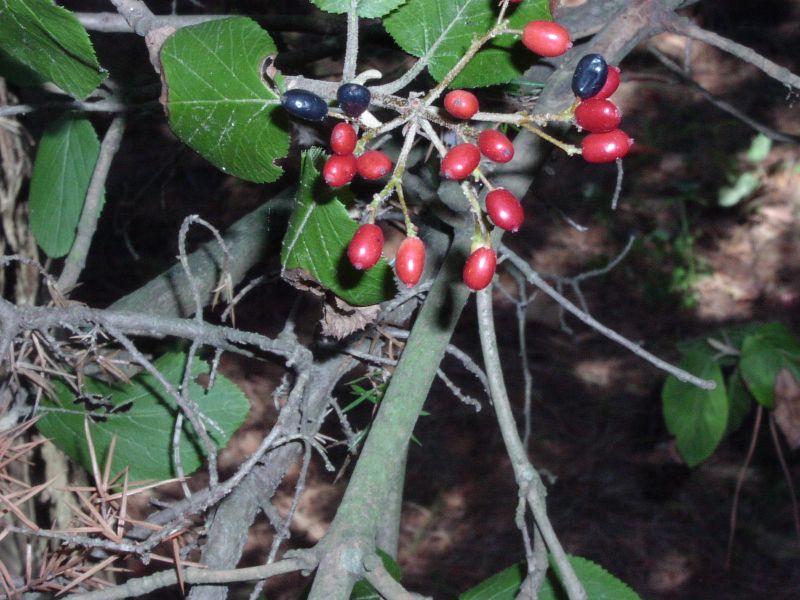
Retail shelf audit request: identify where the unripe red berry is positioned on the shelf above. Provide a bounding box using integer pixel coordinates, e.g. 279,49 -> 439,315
444,90 -> 479,120
441,143 -> 481,180
575,98 -> 621,133
581,129 -> 633,163
323,153 -> 358,187
357,150 -> 393,180
330,122 -> 357,155
522,21 -> 572,57
485,189 -> 524,232
463,247 -> 497,291
589,65 -> 620,99
395,236 -> 426,288
347,223 -> 384,270
478,129 -> 515,163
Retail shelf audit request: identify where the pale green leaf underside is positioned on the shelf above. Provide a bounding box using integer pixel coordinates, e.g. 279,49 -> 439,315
310,0 -> 407,18
281,148 -> 395,306
383,0 -> 551,89
160,17 -> 289,183
28,115 -> 101,258
0,0 -> 106,99
36,352 -> 250,481
662,348 -> 728,467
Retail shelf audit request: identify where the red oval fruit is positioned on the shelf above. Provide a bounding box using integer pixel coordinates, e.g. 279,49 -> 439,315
485,189 -> 524,232
357,150 -> 393,180
478,129 -> 515,163
347,223 -> 384,270
395,236 -> 426,288
444,90 -> 479,120
441,144 -> 481,180
463,247 -> 497,291
581,129 -> 633,163
323,153 -> 358,187
590,65 -> 620,99
574,98 -> 621,133
330,122 -> 357,155
522,21 -> 572,57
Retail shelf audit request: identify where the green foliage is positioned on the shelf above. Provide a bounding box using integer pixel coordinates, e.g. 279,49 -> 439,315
663,322 -> 800,465
383,0 -> 550,89
459,555 -> 641,600
662,347 -> 728,467
718,133 -> 771,207
351,549 -> 402,599
28,115 -> 101,258
281,149 -> 396,306
739,322 -> 800,409
36,352 -> 250,481
311,0 -> 407,18
159,17 -> 289,183
0,0 -> 105,99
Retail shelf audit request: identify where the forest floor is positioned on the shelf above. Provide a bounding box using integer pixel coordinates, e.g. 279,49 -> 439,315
49,0 -> 800,598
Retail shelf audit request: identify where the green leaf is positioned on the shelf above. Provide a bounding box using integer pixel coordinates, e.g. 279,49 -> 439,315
281,148 -> 395,306
160,17 -> 289,183
460,562 -> 525,599
383,0 -> 551,89
28,115 -> 101,258
0,46 -> 46,87
0,0 -> 106,99
718,171 -> 760,207
740,322 -> 800,409
541,555 -> 641,600
662,348 -> 728,467
726,368 -> 753,434
36,352 -> 250,481
460,555 -> 641,600
746,133 -> 772,163
310,0 -> 407,18
351,549 -> 402,599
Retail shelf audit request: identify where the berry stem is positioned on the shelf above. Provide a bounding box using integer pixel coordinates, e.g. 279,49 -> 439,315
520,122 -> 582,156
461,181 -> 489,241
419,119 -> 449,159
369,120 -> 420,221
477,171 -> 495,191
423,20 -> 511,108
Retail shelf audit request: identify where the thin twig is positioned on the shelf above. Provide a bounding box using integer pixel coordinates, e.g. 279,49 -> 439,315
768,413 -> 800,544
726,404 -> 762,567
342,0 -> 359,82
499,244 -> 716,390
58,117 -> 126,292
476,288 -> 587,600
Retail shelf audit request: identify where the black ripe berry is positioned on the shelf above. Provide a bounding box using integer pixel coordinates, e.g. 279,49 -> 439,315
337,83 -> 371,117
281,89 -> 328,122
571,54 -> 609,99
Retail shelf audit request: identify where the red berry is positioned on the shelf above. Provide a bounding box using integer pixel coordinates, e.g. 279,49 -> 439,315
463,247 -> 497,291
441,144 -> 481,180
323,153 -> 358,187
485,189 -> 524,232
444,90 -> 479,120
522,21 -> 572,57
330,122 -> 357,155
574,98 -> 621,133
395,236 -> 426,288
347,223 -> 384,270
357,150 -> 393,180
590,65 -> 620,99
581,129 -> 633,163
478,129 -> 515,163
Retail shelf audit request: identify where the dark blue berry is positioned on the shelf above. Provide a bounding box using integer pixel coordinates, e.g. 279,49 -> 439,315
281,89 -> 328,122
337,83 -> 371,117
571,54 -> 609,99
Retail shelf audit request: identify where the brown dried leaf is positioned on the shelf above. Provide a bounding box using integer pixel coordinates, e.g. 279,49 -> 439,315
321,296 -> 379,339
774,368 -> 800,449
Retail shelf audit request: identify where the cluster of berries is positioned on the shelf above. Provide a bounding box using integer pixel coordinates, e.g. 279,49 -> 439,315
280,13 -> 633,294
571,54 -> 632,163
